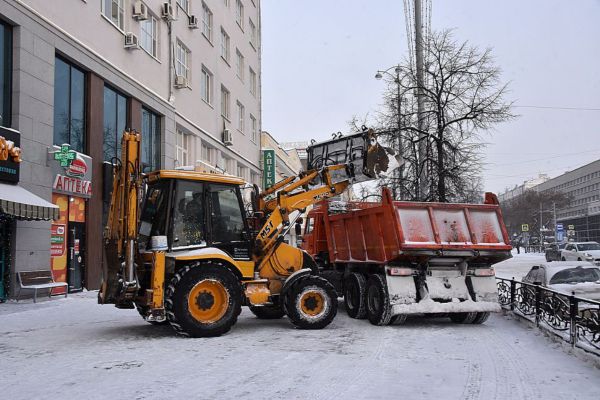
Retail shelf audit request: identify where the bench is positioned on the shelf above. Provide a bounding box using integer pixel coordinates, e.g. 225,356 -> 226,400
16,270 -> 68,303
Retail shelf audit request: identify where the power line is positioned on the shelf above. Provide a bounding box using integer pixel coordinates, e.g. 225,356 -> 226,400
514,105 -> 600,111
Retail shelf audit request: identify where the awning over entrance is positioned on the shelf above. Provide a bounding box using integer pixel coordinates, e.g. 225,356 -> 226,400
0,183 -> 59,221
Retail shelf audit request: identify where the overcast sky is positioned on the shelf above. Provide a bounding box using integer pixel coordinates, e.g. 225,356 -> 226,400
261,0 -> 600,193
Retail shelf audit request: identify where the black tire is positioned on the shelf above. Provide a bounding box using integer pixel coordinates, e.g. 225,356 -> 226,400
471,312 -> 491,324
449,312 -> 478,324
165,263 -> 241,337
135,305 -> 168,325
577,257 -> 582,261
366,274 -> 393,326
390,314 -> 408,325
344,273 -> 367,319
284,275 -> 338,329
249,305 -> 285,319
561,257 -> 566,261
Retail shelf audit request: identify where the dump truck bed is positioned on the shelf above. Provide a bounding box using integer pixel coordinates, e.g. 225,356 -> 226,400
323,190 -> 512,265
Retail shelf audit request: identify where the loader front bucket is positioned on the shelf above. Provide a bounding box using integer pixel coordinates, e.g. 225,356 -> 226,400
306,128 -> 403,183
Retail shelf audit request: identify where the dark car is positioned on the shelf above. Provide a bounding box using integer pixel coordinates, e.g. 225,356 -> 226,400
545,243 -> 567,262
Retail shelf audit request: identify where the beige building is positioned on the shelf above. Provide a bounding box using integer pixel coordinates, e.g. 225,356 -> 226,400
261,131 -> 302,183
0,0 -> 261,298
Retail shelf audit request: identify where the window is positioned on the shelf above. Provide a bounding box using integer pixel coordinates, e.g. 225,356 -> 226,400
177,0 -> 189,13
54,57 -> 86,153
176,129 -> 191,166
103,86 -> 128,161
249,18 -> 257,48
235,0 -> 244,29
249,67 -> 256,96
221,85 -> 230,119
250,114 -> 257,142
201,2 -> 213,41
0,22 -> 11,128
141,108 -> 161,172
236,49 -> 244,81
201,142 -> 214,163
140,14 -> 158,58
201,66 -> 213,104
220,27 -> 230,62
236,101 -> 245,132
176,41 -> 190,82
173,180 -> 206,248
102,0 -> 124,30
209,184 -> 245,242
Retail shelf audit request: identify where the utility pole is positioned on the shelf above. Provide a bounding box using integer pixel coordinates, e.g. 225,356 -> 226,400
414,0 -> 427,201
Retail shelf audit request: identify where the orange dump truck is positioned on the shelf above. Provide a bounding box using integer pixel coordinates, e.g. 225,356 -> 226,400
301,187 -> 512,326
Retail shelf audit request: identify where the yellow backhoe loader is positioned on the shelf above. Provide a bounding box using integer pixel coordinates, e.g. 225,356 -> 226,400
99,129 -> 388,337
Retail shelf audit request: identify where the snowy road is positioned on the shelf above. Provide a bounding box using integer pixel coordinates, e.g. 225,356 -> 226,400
1,290 -> 599,400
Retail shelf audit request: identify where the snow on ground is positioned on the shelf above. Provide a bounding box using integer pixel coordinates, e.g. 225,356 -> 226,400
1,291 -> 599,400
494,250 -> 546,280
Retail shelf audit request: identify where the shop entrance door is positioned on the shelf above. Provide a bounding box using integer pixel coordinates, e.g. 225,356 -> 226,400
67,222 -> 85,292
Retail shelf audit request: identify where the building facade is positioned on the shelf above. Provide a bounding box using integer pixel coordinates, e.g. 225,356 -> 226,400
0,0 -> 261,299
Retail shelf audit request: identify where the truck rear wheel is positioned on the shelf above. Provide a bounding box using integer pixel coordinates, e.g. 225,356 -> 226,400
249,305 -> 285,319
165,263 -> 241,337
366,274 -> 393,326
449,312 -> 478,324
285,276 -> 337,329
344,273 -> 367,319
471,312 -> 490,324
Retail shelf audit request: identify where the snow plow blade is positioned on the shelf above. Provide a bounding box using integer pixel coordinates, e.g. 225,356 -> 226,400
306,127 -> 403,183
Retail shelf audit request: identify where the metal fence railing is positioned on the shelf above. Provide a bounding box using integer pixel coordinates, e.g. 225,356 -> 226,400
496,277 -> 600,356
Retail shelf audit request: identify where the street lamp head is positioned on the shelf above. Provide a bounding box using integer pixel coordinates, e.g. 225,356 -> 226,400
375,72 -> 383,80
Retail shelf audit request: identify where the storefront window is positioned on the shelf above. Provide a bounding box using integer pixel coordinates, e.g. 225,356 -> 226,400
141,108 -> 161,172
103,86 -> 127,161
53,57 -> 86,153
0,21 -> 12,128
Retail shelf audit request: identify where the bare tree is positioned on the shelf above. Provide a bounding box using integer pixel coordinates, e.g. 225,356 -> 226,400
376,29 -> 515,202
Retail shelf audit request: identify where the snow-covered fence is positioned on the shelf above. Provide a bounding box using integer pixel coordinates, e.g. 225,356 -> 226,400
497,277 -> 600,356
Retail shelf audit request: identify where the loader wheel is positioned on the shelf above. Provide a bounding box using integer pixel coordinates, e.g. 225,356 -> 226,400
285,276 -> 337,329
165,263 -> 241,337
344,273 -> 367,319
449,312 -> 478,324
366,274 -> 393,326
249,305 -> 285,319
135,305 -> 168,325
471,312 -> 491,324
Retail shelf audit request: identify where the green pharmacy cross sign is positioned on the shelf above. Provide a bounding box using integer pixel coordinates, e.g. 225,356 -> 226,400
263,149 -> 276,189
54,144 -> 76,167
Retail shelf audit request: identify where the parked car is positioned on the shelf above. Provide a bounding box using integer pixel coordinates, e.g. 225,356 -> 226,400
560,242 -> 600,264
545,242 -> 566,262
522,262 -> 600,301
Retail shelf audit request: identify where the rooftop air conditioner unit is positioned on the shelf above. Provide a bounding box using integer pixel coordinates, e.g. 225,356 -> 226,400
174,75 -> 188,88
223,129 -> 233,146
188,15 -> 199,29
133,1 -> 149,20
124,33 -> 140,49
162,2 -> 174,21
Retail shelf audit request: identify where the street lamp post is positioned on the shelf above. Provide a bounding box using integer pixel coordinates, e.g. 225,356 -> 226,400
375,65 -> 403,199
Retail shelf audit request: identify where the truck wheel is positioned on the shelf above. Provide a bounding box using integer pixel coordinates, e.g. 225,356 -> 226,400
449,312 -> 478,324
366,274 -> 393,326
249,305 -> 285,319
165,263 -> 241,337
471,312 -> 490,324
390,314 -> 408,325
285,276 -> 337,329
344,273 -> 367,319
135,305 -> 168,325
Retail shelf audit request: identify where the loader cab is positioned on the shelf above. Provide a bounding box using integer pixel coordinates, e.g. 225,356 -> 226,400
301,207 -> 328,257
139,173 -> 252,259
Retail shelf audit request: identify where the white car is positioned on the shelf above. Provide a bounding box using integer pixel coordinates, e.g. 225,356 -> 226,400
560,242 -> 600,265
522,262 -> 600,301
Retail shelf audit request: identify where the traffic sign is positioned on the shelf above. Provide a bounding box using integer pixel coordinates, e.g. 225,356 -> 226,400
568,225 -> 575,230
556,223 -> 563,231
521,224 -> 529,232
